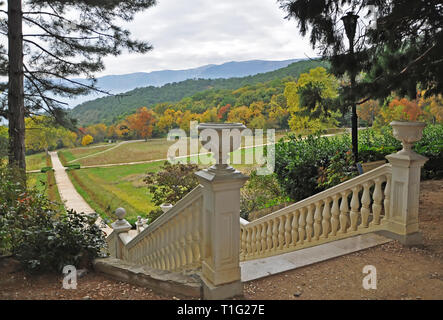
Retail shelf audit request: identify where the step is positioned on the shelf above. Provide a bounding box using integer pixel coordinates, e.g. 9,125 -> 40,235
240,233 -> 392,282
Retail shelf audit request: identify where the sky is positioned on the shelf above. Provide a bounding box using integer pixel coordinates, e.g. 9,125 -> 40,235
99,0 -> 318,76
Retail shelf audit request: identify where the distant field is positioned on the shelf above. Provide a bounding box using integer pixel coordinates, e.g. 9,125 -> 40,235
58,143 -> 116,165
26,152 -> 47,171
63,132 -> 287,167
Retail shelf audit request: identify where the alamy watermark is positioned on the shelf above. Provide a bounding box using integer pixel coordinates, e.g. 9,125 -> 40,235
62,265 -> 77,290
362,265 -> 377,290
166,121 -> 275,175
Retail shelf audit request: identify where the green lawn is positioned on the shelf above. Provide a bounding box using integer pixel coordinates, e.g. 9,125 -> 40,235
58,143 -> 116,164
67,161 -> 165,224
25,152 -> 47,171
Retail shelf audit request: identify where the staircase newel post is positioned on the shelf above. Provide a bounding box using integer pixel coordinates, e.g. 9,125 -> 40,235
384,121 -> 428,246
195,123 -> 248,300
110,207 -> 132,259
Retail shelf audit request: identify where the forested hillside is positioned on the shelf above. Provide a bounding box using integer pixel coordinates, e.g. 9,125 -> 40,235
70,59 -> 328,125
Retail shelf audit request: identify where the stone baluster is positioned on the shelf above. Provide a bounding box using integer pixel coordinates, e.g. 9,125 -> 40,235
350,186 -> 361,231
240,227 -> 246,261
192,206 -> 201,265
360,182 -> 371,228
291,210 -> 299,246
278,216 -> 285,250
331,195 -> 340,236
186,210 -> 194,268
382,174 -> 391,223
255,225 -> 262,255
272,218 -> 279,251
285,213 -> 292,248
261,222 -> 267,253
251,226 -> 257,256
372,177 -> 383,225
321,198 -> 331,238
266,221 -> 273,252
313,201 -> 322,240
246,228 -> 252,257
298,207 -> 306,244
306,204 -> 314,242
339,191 -> 350,233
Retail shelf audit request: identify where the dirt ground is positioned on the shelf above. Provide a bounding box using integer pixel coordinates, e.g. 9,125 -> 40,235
1,179 -> 442,300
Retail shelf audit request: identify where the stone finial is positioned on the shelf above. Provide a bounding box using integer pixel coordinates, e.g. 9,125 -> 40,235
111,207 -> 131,233
160,203 -> 173,213
115,207 -> 126,220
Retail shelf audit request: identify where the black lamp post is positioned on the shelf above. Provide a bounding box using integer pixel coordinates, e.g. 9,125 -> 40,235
341,11 -> 359,163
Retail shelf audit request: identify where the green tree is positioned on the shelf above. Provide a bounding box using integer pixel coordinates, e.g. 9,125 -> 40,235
0,0 -> 157,170
278,0 -> 443,160
25,116 -> 77,153
285,67 -> 340,132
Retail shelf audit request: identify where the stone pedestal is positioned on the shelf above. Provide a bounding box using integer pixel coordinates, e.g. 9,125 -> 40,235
196,169 -> 248,299
385,121 -> 428,246
385,152 -> 427,245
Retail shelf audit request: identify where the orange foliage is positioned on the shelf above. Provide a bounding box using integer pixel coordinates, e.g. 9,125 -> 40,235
126,107 -> 156,140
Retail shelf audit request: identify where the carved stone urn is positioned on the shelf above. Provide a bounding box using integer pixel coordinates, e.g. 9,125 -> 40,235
197,122 -> 246,175
390,121 -> 426,156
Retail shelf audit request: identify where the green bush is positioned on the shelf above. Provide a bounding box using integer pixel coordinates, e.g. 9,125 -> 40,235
240,170 -> 290,220
143,162 -> 200,223
274,133 -> 351,202
0,165 -> 106,273
414,124 -> 443,179
65,164 -> 81,171
274,124 -> 443,202
40,166 -> 53,173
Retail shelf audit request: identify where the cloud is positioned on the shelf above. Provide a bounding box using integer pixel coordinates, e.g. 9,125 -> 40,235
100,0 -> 317,75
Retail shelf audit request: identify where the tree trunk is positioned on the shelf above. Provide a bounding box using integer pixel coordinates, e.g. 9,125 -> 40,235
7,0 -> 26,171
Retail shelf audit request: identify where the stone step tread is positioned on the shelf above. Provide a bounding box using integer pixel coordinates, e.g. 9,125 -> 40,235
240,232 -> 392,282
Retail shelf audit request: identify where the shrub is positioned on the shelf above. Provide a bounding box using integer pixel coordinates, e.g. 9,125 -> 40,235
0,165 -> 106,273
240,170 -> 290,220
144,162 -> 200,223
40,166 -> 53,173
318,150 -> 358,189
274,124 -> 443,203
65,164 -> 81,171
274,133 -> 351,202
415,124 -> 443,179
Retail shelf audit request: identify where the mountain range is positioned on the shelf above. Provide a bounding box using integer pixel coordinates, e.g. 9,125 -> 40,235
69,59 -> 328,126
67,59 -> 302,107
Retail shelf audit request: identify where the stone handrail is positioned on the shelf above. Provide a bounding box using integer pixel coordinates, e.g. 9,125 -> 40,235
240,163 -> 393,261
116,186 -> 204,272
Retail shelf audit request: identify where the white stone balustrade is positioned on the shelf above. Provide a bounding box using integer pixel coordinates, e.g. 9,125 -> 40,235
107,121 -> 428,299
240,164 -> 393,261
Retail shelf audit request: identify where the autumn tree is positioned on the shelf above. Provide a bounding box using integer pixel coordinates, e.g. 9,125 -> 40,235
126,107 -> 156,141
0,0 -> 157,170
81,134 -> 93,146
357,99 -> 380,126
86,123 -> 108,143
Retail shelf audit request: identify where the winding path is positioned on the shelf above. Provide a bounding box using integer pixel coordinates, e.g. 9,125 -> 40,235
50,151 -> 112,235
